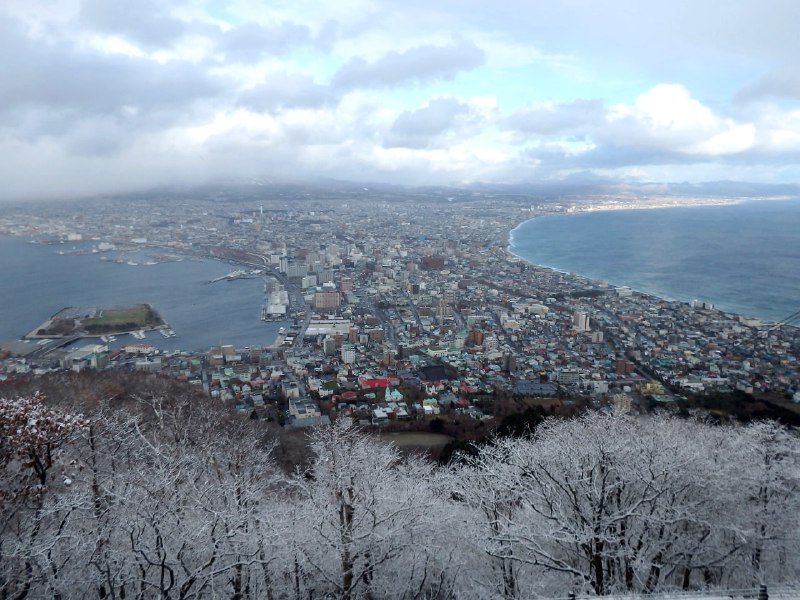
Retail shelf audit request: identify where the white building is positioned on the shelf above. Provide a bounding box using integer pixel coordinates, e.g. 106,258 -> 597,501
573,311 -> 590,332
341,343 -> 356,364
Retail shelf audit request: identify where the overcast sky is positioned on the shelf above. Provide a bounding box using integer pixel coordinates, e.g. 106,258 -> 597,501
2,0 -> 800,199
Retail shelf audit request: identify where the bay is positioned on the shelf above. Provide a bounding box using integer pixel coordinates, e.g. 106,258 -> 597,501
0,236 -> 287,352
509,199 -> 800,323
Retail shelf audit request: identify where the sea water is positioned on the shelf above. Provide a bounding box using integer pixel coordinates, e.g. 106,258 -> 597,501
509,199 -> 800,323
0,236 -> 287,351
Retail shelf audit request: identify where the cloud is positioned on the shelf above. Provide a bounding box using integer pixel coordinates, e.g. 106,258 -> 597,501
217,22 -> 313,62
78,0 -> 187,49
332,39 -> 485,89
736,69 -> 800,103
504,99 -> 605,136
602,85 -> 756,156
0,15 -> 223,154
238,71 -> 330,112
3,0 -> 800,199
384,98 -> 469,148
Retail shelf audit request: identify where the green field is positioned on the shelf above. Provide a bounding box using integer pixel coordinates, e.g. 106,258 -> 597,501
31,304 -> 165,338
81,304 -> 163,334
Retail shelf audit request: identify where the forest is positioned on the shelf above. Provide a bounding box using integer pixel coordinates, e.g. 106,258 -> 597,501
1,375 -> 799,599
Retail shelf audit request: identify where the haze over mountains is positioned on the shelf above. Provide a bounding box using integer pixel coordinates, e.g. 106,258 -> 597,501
4,176 -> 799,206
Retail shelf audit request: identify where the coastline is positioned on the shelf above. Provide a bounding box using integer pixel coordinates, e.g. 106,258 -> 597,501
505,195 -> 793,247
504,197 -> 800,325
0,235 -> 287,351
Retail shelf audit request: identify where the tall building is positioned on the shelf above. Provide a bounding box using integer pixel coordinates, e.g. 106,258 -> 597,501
341,343 -> 356,364
573,311 -> 590,332
281,257 -> 307,278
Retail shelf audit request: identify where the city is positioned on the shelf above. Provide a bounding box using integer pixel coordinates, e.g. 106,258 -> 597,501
1,183 -> 798,436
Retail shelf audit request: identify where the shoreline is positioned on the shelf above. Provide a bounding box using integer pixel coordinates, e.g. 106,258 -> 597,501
0,236 -> 286,351
503,197 -> 799,326
505,195 -> 795,247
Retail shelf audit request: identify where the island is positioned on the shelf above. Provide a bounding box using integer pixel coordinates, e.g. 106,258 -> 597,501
27,304 -> 166,339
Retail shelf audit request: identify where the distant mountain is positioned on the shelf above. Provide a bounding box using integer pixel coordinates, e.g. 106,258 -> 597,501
58,177 -> 800,208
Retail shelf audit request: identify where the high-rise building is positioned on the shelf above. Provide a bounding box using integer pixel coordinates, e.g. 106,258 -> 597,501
573,311 -> 590,332
341,343 -> 356,364
318,269 -> 335,284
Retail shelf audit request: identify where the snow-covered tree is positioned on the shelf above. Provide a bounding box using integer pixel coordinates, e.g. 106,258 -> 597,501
460,413 -> 752,596
290,419 -> 456,599
0,392 -> 89,597
4,385 -> 800,598
731,421 -> 800,586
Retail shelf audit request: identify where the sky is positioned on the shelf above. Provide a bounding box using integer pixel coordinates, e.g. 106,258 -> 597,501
2,0 -> 800,200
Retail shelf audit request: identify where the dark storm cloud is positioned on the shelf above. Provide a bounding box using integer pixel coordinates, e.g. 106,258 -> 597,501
238,72 -> 331,112
218,22 -> 313,62
332,39 -> 485,89
504,99 -> 605,135
384,97 -> 468,148
79,0 -> 187,48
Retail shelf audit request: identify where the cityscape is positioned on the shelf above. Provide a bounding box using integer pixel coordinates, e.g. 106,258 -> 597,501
2,183 -> 798,432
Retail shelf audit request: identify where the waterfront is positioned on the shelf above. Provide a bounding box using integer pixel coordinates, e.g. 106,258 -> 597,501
509,199 -> 800,323
0,236 -> 287,352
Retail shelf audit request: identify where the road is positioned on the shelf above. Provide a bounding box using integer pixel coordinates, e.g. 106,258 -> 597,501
402,290 -> 426,335
357,290 -> 396,344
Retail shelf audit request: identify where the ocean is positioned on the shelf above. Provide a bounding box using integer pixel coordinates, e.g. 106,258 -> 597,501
0,236 -> 288,352
509,199 -> 800,323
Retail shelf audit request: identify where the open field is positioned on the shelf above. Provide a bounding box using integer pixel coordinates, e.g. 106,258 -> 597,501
28,304 -> 164,338
82,305 -> 154,329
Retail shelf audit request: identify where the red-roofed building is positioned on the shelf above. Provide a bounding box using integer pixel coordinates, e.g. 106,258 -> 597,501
360,377 -> 390,390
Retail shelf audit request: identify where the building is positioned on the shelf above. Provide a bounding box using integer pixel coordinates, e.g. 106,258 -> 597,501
573,311 -> 590,332
314,291 -> 341,310
288,398 -> 321,420
62,344 -> 109,371
557,369 -> 581,386
616,359 -> 635,375
420,255 -> 445,271
305,318 -> 354,337
280,257 -> 307,278
341,343 -> 356,364
318,269 -> 335,284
